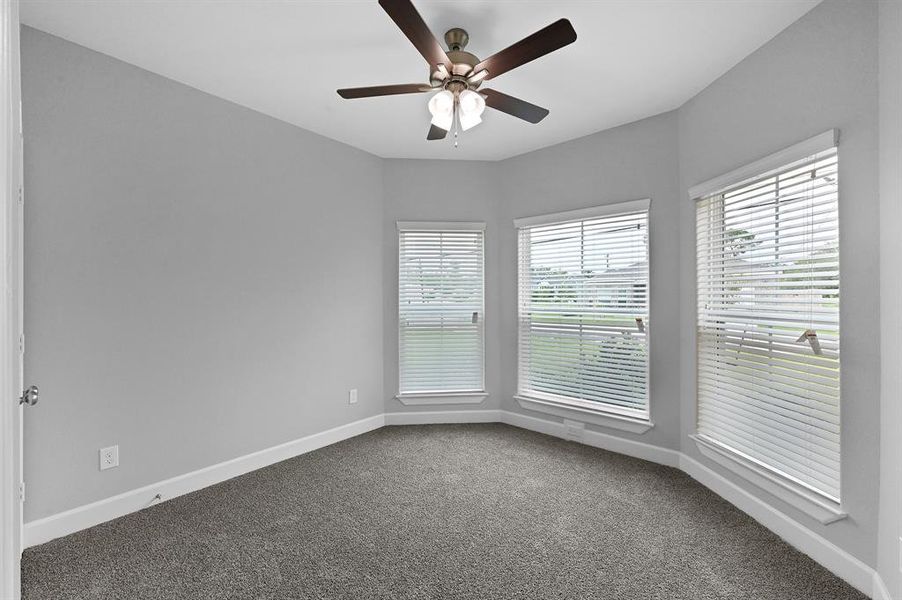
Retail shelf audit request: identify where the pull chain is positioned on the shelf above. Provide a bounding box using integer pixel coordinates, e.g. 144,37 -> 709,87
453,99 -> 460,148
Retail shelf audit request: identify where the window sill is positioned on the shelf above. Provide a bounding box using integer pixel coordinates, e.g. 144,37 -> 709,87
690,434 -> 846,525
395,392 -> 488,406
514,395 -> 653,434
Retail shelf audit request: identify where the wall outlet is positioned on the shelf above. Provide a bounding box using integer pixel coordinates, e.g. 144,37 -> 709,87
349,388 -> 358,405
99,445 -> 119,471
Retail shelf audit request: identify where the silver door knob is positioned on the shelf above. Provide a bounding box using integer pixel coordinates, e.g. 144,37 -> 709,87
19,385 -> 38,406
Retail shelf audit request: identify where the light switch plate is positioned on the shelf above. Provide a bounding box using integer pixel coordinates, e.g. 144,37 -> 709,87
349,388 -> 358,405
99,445 -> 119,471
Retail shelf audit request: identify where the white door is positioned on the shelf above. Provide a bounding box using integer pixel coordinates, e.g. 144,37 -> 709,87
0,1 -> 24,598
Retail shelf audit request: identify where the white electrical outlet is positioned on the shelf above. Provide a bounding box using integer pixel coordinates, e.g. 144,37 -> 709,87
349,388 -> 358,405
99,445 -> 119,471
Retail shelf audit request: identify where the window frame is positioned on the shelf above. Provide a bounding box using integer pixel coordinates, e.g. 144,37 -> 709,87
395,221 -> 487,405
514,199 -> 653,432
690,130 -> 845,524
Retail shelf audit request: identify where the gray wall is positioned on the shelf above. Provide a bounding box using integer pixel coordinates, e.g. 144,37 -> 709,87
21,27 -> 384,521
496,112 -> 682,451
677,0 -> 880,565
879,0 -> 902,596
381,159 -> 502,412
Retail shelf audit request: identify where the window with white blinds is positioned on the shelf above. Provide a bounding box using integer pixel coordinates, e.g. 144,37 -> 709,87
516,200 -> 650,418
695,142 -> 840,503
398,223 -> 485,396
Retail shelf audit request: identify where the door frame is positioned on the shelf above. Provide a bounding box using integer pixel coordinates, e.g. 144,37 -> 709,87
0,0 -> 22,598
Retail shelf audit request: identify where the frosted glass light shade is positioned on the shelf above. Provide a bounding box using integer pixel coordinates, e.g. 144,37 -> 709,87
428,90 -> 454,131
458,90 -> 485,118
431,113 -> 453,131
459,111 -> 482,131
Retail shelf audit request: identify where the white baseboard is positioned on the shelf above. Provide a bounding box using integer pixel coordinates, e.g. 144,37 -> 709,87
23,413 -> 385,548
874,572 -> 894,600
384,409 -> 502,425
501,410 -> 680,468
679,453 -> 875,597
21,408 -> 888,600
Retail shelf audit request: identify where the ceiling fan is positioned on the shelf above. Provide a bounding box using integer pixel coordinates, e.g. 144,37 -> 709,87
337,0 -> 577,143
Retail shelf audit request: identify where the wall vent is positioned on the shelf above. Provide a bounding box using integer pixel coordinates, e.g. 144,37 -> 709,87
563,419 -> 585,441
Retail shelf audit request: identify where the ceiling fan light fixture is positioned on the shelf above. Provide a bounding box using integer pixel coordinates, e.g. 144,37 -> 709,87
428,89 -> 454,131
456,89 -> 486,132
459,111 -> 482,131
430,112 -> 453,131
458,89 -> 485,118
428,90 -> 454,117
337,0 -> 576,142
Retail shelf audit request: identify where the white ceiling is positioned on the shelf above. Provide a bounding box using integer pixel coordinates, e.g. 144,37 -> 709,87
21,0 -> 820,161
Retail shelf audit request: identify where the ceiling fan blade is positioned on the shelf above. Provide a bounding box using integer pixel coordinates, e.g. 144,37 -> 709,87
379,0 -> 453,71
337,84 -> 434,99
482,89 -> 549,124
427,124 -> 448,140
474,19 -> 577,80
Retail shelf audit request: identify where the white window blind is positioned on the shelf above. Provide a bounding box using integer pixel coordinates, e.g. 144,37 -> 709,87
398,224 -> 485,395
696,145 -> 841,502
517,201 -> 650,418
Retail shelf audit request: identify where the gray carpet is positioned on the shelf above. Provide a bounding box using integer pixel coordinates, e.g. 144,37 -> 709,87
22,424 -> 866,599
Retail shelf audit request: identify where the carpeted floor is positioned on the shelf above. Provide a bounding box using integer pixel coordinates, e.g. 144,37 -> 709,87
22,424 -> 866,600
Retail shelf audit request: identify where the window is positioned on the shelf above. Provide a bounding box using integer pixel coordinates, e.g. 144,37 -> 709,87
694,134 -> 840,506
397,223 -> 485,398
516,200 -> 650,421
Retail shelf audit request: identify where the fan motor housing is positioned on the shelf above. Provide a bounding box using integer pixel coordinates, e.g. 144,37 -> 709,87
429,29 -> 482,89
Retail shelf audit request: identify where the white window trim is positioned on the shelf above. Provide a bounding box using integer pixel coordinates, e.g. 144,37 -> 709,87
395,392 -> 488,406
691,435 -> 846,525
397,221 -> 485,232
396,221 -> 487,399
515,198 -> 652,427
514,198 -> 650,229
515,395 -> 653,434
688,129 -> 838,200
690,131 -> 844,521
